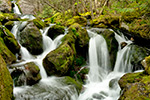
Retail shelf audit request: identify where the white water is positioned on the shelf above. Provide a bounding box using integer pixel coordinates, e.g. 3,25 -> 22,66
78,30 -> 132,100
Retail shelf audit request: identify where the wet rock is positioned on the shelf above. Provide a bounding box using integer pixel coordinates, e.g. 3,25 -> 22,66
121,42 -> 127,49
0,55 -> 13,100
19,22 -> 43,55
109,78 -> 118,89
47,24 -> 65,40
10,62 -> 41,86
92,93 -> 105,99
130,45 -> 150,71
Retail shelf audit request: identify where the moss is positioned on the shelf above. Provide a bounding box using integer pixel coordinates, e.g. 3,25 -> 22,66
91,15 -> 120,28
47,25 -> 65,39
43,41 -> 76,76
145,56 -> 150,75
0,25 -> 20,54
0,55 -> 13,100
0,37 -> 16,64
66,16 -> 87,27
19,23 -> 43,55
32,18 -> 46,29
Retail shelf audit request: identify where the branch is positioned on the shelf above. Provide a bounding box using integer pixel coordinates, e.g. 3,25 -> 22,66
43,0 -> 62,12
99,0 -> 109,15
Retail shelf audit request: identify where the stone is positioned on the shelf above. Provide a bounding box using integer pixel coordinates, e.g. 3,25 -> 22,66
0,55 -> 13,100
19,22 -> 43,55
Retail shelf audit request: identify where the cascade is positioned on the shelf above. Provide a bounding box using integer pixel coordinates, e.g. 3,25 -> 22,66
10,2 -> 79,100
78,29 -> 132,100
9,2 -> 140,100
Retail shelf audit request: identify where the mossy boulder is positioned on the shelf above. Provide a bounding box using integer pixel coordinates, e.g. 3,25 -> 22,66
66,16 -> 87,27
0,12 -> 20,25
0,37 -> 16,64
47,25 -> 65,39
43,41 -> 76,76
120,9 -> 150,47
68,23 -> 89,48
0,26 -> 20,54
0,55 -> 13,100
119,71 -> 150,100
19,22 -> 43,55
32,18 -> 46,29
91,15 -> 120,28
10,62 -> 41,86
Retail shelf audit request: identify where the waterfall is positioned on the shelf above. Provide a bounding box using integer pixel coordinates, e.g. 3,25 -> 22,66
88,30 -> 110,82
78,29 -> 132,100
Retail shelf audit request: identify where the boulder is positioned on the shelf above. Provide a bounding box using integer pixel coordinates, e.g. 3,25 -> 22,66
47,24 -> 65,39
19,22 -> 43,55
119,71 -> 150,100
43,41 -> 76,76
90,15 -> 120,28
0,37 -> 16,64
0,55 -> 13,100
0,26 -> 20,54
0,0 -> 11,13
144,56 -> 150,75
10,62 -> 41,86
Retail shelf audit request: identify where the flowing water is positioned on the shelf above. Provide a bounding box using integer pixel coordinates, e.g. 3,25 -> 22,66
10,2 -> 137,100
78,30 -> 132,100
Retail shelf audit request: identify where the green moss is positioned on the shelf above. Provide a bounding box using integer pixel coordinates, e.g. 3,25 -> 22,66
32,18 -> 46,29
0,55 -> 13,100
0,37 -> 16,64
66,16 -> 87,27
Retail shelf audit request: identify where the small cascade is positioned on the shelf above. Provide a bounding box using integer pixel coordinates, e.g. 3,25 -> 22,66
88,30 -> 110,82
78,29 -> 133,100
113,31 -> 133,72
12,1 -> 21,15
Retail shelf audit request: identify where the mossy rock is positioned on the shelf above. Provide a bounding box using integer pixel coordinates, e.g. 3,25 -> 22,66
66,16 -> 87,27
11,62 -> 41,86
0,37 -> 16,64
0,55 -> 13,100
47,25 -> 65,39
4,21 -> 14,30
119,71 -> 150,100
91,15 -> 120,28
32,18 -> 46,29
145,56 -> 150,75
0,12 -> 20,24
68,23 -> 89,48
43,40 -> 76,76
19,22 -> 43,55
0,25 -> 20,54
